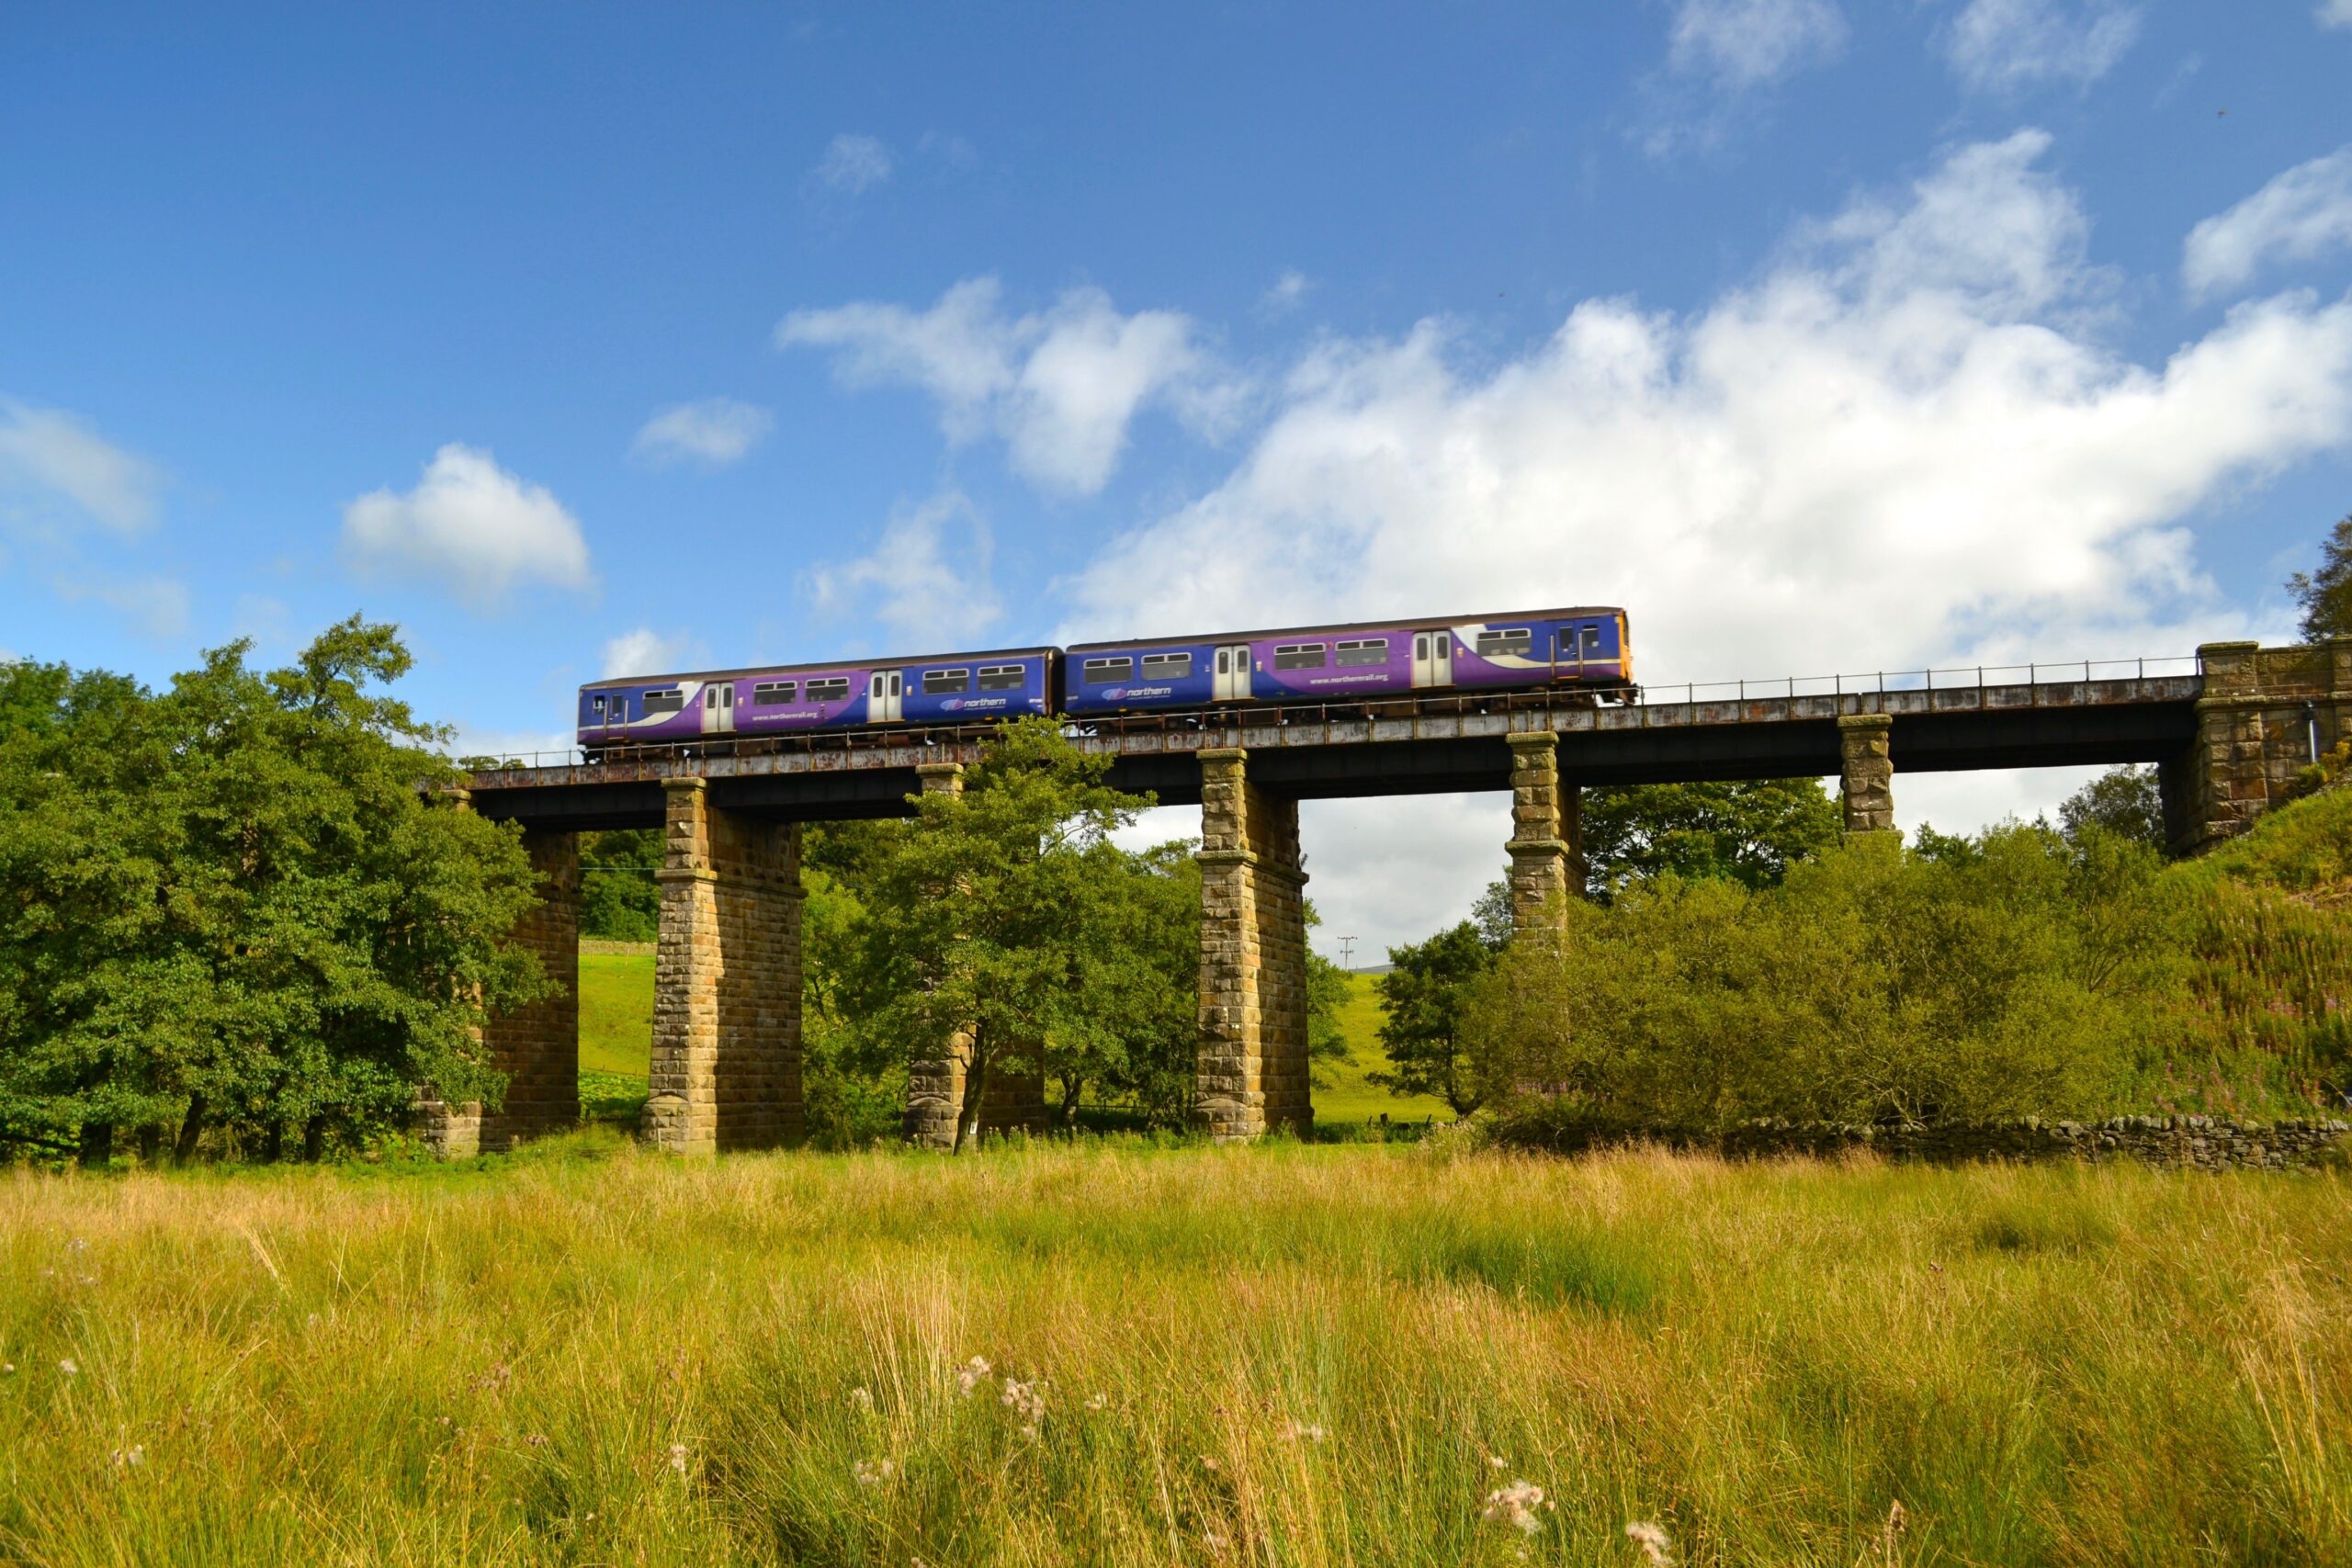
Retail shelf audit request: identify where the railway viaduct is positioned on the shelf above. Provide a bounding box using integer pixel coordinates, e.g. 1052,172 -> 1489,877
424,639 -> 2352,1155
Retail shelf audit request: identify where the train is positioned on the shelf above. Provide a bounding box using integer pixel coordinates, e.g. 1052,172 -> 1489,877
575,606 -> 1633,751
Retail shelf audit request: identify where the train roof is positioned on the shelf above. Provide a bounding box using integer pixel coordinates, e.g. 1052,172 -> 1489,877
580,646 -> 1059,692
1064,607 -> 1625,654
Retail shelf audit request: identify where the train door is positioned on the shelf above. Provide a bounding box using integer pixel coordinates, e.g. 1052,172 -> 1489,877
1411,629 -> 1453,688
868,669 -> 904,722
1213,644 -> 1252,702
701,682 -> 736,734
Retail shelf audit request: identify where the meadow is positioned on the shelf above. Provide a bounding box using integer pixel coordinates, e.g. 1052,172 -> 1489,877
4,1138 -> 2348,1565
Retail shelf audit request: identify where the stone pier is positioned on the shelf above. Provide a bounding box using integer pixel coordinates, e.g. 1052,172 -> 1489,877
1195,748 -> 1311,1141
2166,639 -> 2352,854
643,778 -> 804,1155
420,820 -> 581,1157
904,761 -> 1046,1147
1505,731 -> 1583,931
1838,714 -> 1896,835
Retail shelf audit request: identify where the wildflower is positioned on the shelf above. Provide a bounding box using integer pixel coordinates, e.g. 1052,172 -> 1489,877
2,1363 -> 14,1376
1202,1530 -> 1229,1555
1281,1420 -> 1327,1443
110,1446 -> 145,1469
1001,1376 -> 1046,1434
1481,1481 -> 1545,1536
67,1237 -> 87,1256
846,1385 -> 873,1412
1200,1454 -> 1221,1472
853,1457 -> 895,1487
1624,1520 -> 1673,1565
1487,1454 -> 1509,1469
526,1433 -> 549,1449
1083,1392 -> 1109,1412
668,1442 -> 689,1474
58,1358 -> 78,1377
956,1356 -> 992,1397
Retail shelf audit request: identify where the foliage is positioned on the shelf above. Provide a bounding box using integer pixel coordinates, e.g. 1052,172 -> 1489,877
2287,512 -> 2352,641
578,828 -> 661,942
1579,777 -> 1841,901
834,718 -> 1186,1148
2060,763 -> 2165,848
7,1142 -> 2352,1562
1371,920 -> 1501,1114
0,620 -> 552,1163
1467,826 -> 2183,1131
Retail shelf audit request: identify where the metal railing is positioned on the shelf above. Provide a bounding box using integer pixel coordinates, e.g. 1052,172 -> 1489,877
456,654 -> 2205,775
1631,656 -> 2200,710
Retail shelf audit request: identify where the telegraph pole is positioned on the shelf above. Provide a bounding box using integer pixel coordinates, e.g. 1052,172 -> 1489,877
1338,935 -> 1357,971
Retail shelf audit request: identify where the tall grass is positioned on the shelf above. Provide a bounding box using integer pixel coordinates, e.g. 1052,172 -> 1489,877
4,1139 -> 2348,1563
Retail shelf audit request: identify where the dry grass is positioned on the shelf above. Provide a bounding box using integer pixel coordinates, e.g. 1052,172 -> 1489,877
3,1138 -> 2348,1564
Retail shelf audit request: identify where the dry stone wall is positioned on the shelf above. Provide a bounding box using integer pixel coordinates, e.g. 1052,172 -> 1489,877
1503,1112 -> 2350,1170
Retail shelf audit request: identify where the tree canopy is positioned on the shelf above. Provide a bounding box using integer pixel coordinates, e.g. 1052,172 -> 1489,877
0,619 -> 552,1165
2288,513 -> 2352,642
1580,778 -> 1842,901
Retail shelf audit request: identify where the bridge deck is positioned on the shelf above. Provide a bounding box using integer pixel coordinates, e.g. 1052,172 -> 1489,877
464,673 -> 2204,829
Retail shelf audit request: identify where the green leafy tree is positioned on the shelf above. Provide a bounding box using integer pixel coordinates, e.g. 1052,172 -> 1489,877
1369,920 -> 1496,1114
0,619 -> 552,1165
2288,513 -> 2352,642
578,828 -> 661,941
838,717 -> 1160,1150
1580,778 -> 1840,900
2059,764 -> 2165,848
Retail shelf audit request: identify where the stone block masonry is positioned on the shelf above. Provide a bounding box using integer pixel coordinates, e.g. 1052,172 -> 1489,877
1505,731 -> 1582,931
1195,749 -> 1311,1142
420,815 -> 581,1157
903,762 -> 1046,1148
1505,1112 -> 2350,1172
2168,639 -> 2352,854
1837,714 -> 1895,835
644,779 -> 804,1156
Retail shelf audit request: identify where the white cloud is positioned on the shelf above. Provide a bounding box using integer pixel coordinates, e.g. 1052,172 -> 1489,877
342,444 -> 594,608
1667,0 -> 1848,89
2184,147 -> 2352,299
53,574 -> 191,641
1057,130 -> 2352,942
1942,0 -> 2140,94
0,400 -> 163,533
777,277 -> 1238,496
803,489 -> 1001,646
631,398 -> 774,467
602,626 -> 701,679
813,133 -> 894,194
2321,0 -> 2352,28
1262,270 -> 1313,315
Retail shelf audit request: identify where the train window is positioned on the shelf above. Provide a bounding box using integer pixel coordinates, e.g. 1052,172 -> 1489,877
591,694 -> 605,714
643,688 -> 685,716
804,677 -> 851,703
1141,652 -> 1193,680
977,664 -> 1025,691
1082,657 -> 1134,684
1582,624 -> 1603,654
923,669 -> 971,695
1273,643 -> 1328,670
753,681 -> 797,705
1476,628 -> 1532,659
1334,638 -> 1387,666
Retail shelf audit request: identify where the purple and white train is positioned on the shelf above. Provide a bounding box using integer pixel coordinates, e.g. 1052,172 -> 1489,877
576,607 -> 1632,750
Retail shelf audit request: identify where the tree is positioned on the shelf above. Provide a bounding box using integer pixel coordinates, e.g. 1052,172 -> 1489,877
578,828 -> 661,942
2059,764 -> 2165,848
2288,513 -> 2352,642
0,619 -> 552,1164
1369,920 -> 1495,1114
838,717 -> 1162,1150
1580,778 -> 1841,901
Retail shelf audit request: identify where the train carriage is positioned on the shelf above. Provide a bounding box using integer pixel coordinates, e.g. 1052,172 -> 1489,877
1058,608 -> 1631,716
578,647 -> 1057,751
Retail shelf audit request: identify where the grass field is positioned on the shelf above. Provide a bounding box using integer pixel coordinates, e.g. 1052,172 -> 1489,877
4,1141 -> 2348,1563
577,953 -> 1453,1133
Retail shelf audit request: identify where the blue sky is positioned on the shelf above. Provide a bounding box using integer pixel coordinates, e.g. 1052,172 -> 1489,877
6,2 -> 2352,949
